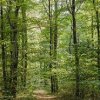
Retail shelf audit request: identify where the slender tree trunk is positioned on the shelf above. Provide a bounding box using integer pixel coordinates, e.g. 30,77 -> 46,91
48,0 -> 58,93
91,15 -> 94,47
21,0 -> 27,88
96,10 -> 100,85
7,1 -> 20,97
10,24 -> 18,98
69,35 -> 72,54
53,0 -> 58,93
93,0 -> 100,90
0,0 -> 7,96
48,0 -> 54,93
72,0 -> 80,99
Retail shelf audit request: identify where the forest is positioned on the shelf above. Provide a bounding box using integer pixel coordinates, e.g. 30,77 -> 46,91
0,0 -> 100,100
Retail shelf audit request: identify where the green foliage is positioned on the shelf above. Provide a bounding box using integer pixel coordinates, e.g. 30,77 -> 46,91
0,0 -> 100,99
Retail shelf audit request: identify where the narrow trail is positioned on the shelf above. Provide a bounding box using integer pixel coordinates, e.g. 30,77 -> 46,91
0,90 -> 58,100
33,90 -> 58,100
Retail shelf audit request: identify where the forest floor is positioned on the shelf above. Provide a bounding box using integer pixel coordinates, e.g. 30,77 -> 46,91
0,89 -> 59,100
33,89 -> 58,100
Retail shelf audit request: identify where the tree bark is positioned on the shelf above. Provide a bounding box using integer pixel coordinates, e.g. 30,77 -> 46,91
93,0 -> 100,89
7,0 -> 20,97
53,0 -> 58,93
96,10 -> 100,84
0,0 -> 7,96
48,0 -> 58,93
48,0 -> 53,93
71,0 -> 80,99
21,0 -> 27,88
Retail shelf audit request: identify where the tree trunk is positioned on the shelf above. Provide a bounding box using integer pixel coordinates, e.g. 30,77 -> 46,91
21,0 -> 27,88
91,15 -> 94,47
93,0 -> 100,90
0,0 -> 7,96
7,0 -> 20,97
96,6 -> 100,89
72,0 -> 80,99
53,0 -> 58,93
48,0 -> 53,93
48,0 -> 58,93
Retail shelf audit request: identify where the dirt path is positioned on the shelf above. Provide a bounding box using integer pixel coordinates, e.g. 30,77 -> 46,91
33,90 -> 58,100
